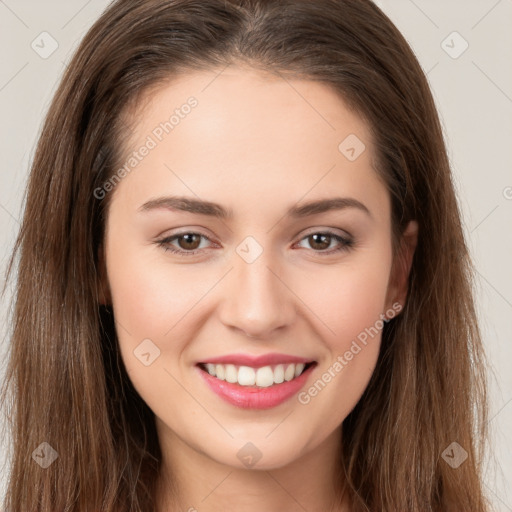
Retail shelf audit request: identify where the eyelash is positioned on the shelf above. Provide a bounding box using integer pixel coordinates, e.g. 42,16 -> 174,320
156,230 -> 354,256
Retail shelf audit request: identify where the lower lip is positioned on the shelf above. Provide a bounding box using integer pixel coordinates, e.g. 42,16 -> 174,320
196,364 -> 316,410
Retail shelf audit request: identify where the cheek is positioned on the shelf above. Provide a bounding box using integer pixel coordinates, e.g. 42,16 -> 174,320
334,266 -> 390,346
292,250 -> 392,417
301,252 -> 392,352
104,232 -> 201,386
105,246 -> 205,414
106,245 -> 204,339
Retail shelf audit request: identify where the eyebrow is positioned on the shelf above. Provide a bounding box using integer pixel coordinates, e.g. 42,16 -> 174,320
138,195 -> 371,219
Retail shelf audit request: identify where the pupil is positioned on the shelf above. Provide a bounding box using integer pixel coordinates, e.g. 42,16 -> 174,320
180,234 -> 200,250
311,234 -> 330,250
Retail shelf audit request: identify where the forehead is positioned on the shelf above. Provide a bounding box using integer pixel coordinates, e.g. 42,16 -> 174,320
125,65 -> 374,157
111,66 -> 387,222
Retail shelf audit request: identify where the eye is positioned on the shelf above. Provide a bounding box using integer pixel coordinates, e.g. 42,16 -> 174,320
156,232 -> 214,255
156,229 -> 353,257
295,230 -> 353,254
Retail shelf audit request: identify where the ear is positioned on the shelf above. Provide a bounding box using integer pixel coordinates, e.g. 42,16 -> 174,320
385,220 -> 418,313
97,244 -> 112,306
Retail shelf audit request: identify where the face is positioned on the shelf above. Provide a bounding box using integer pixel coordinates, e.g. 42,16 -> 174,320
101,65 -> 412,471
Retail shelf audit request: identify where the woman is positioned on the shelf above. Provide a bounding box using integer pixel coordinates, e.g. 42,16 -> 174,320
0,0 -> 490,510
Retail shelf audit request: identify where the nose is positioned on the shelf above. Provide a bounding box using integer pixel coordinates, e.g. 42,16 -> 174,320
217,250 -> 296,340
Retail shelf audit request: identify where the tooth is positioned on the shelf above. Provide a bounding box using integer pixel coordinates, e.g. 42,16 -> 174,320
238,366 -> 256,386
215,364 -> 225,380
205,361 -> 308,386
256,366 -> 274,387
273,364 -> 284,384
225,364 -> 238,383
284,364 -> 295,381
294,363 -> 305,377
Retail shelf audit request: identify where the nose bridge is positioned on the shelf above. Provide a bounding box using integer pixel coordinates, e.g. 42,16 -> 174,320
219,242 -> 295,338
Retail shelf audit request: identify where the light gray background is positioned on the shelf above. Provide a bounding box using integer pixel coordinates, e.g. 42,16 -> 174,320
0,0 -> 511,509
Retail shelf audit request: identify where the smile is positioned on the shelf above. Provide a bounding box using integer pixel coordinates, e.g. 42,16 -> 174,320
198,362 -> 314,387
196,360 -> 317,409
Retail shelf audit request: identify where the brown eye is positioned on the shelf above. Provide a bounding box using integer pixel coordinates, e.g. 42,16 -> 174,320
296,230 -> 353,254
307,233 -> 332,251
157,232 -> 212,255
176,233 -> 202,251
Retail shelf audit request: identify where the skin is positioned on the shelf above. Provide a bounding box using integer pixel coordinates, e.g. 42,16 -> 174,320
100,65 -> 417,512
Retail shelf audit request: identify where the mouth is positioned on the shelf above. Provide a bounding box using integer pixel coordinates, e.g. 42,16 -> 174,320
196,360 -> 317,409
197,361 -> 317,388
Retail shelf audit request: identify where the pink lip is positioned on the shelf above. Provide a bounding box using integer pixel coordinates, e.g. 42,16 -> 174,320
196,362 -> 317,410
198,353 -> 314,367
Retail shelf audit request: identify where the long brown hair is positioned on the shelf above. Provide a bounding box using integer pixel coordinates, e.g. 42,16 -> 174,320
1,0 -> 490,510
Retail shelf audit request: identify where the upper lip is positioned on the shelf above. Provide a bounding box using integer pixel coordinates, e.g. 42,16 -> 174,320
198,353 -> 315,367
